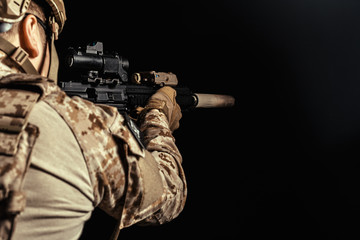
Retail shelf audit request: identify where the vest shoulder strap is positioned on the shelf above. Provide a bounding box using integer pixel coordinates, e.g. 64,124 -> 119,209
0,37 -> 38,75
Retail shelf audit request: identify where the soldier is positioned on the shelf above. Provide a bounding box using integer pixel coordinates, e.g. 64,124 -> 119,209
0,1 -> 186,240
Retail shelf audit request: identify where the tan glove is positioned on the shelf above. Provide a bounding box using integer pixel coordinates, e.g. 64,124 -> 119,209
141,86 -> 182,132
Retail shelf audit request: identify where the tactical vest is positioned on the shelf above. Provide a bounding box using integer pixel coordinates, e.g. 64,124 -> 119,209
0,73 -> 148,240
0,74 -> 45,240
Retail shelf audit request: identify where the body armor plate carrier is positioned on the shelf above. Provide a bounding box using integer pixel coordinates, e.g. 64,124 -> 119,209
0,74 -> 44,240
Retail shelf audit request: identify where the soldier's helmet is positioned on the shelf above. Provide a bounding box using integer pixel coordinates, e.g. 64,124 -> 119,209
0,0 -> 66,37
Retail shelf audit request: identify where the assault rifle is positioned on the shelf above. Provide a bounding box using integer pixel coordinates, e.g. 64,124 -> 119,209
59,42 -> 235,115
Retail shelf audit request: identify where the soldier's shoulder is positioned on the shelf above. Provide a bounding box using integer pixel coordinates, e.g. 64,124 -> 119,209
0,73 -> 60,97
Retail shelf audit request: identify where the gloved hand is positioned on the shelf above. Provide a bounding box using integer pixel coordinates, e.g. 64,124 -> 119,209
141,86 -> 182,132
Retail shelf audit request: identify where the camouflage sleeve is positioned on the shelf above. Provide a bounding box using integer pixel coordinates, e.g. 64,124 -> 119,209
0,77 -> 186,231
137,108 -> 187,225
101,106 -> 186,229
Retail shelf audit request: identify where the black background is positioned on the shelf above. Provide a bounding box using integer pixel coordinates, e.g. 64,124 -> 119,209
57,0 -> 360,239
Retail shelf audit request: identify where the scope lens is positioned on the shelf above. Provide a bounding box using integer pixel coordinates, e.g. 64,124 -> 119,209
66,55 -> 74,67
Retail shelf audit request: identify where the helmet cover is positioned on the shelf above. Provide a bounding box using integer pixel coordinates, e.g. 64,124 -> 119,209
0,0 -> 66,34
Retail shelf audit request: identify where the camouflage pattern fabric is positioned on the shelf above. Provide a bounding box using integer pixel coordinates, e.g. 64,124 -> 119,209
42,84 -> 187,228
0,62 -> 187,238
0,76 -> 43,240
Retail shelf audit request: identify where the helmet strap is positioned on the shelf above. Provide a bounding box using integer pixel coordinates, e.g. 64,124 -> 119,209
47,33 -> 59,82
47,16 -> 59,83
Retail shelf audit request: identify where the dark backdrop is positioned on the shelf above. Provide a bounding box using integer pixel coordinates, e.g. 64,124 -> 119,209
58,1 -> 360,239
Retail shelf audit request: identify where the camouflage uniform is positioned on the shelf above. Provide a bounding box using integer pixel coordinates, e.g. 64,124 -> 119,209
0,50 -> 187,239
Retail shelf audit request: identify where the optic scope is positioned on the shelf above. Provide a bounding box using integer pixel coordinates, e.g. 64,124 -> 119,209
66,41 -> 129,83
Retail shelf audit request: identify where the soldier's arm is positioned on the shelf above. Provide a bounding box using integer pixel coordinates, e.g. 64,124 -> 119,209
136,86 -> 187,224
103,87 -> 186,228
